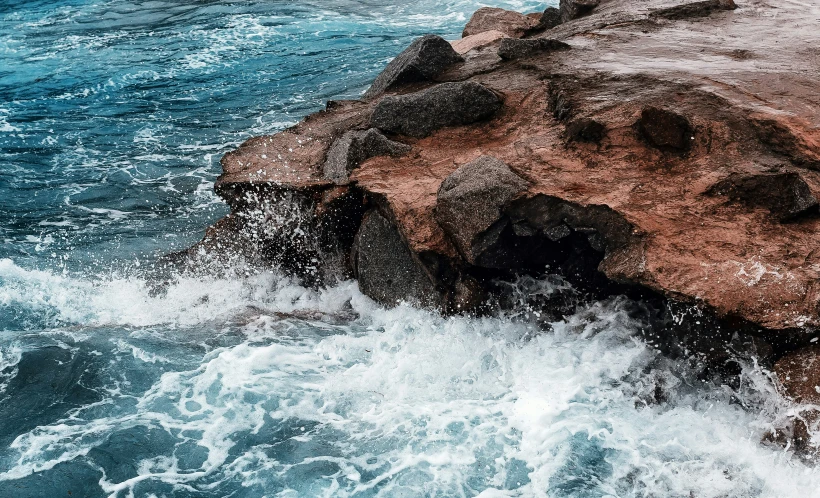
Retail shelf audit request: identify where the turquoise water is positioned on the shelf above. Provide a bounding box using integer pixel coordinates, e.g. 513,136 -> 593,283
2,0 -> 820,496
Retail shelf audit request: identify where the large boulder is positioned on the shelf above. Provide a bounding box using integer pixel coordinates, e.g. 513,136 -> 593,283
352,210 -> 441,307
462,7 -> 539,38
371,81 -> 502,138
323,128 -> 410,184
435,156 -> 529,264
363,35 -> 463,100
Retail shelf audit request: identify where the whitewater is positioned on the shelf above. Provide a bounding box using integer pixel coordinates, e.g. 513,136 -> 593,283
2,0 -> 820,496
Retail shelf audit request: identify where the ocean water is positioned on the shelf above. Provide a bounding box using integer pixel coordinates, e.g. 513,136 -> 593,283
1,0 -> 820,497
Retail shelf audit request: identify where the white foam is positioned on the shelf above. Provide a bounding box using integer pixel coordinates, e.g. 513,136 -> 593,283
1,277 -> 818,495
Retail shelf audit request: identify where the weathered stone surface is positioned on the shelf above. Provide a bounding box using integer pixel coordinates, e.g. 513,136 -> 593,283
650,0 -> 737,20
450,30 -> 508,55
636,106 -> 693,151
462,7 -> 539,38
371,82 -> 502,138
497,38 -> 571,60
559,0 -> 600,22
706,172 -> 818,222
363,35 -> 463,100
351,210 -> 441,307
323,128 -> 410,184
435,156 -> 529,264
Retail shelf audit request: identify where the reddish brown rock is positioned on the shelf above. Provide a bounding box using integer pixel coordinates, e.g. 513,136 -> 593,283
197,0 -> 820,334
450,30 -> 508,55
462,7 -> 539,38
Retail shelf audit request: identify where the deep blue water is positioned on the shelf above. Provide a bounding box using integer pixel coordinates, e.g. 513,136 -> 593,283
1,0 -> 820,497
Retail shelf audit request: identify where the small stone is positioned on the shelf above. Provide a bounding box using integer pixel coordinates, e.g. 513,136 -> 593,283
565,118 -> 605,143
462,7 -> 539,38
637,106 -> 693,151
706,172 -> 818,222
371,81 -> 502,138
497,38 -> 571,60
559,0 -> 600,22
435,156 -> 529,263
363,35 -> 463,100
323,128 -> 410,184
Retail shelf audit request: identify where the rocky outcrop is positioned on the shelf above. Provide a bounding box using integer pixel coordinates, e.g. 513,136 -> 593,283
186,0 -> 820,442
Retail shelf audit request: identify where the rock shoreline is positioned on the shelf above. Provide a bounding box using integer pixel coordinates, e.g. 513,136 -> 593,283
174,0 -> 820,451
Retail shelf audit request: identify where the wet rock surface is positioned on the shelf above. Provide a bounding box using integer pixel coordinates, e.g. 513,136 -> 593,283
370,81 -> 502,138
362,35 -> 463,100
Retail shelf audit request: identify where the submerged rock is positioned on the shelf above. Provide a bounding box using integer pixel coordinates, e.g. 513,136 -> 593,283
497,38 -> 571,60
435,156 -> 529,264
370,82 -> 502,138
363,35 -> 463,100
323,128 -> 410,184
462,7 -> 539,38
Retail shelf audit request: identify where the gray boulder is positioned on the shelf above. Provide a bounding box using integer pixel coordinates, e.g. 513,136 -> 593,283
323,128 -> 411,184
352,210 -> 442,307
435,156 -> 529,263
363,35 -> 464,100
371,82 -> 502,138
559,0 -> 600,22
497,38 -> 570,60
